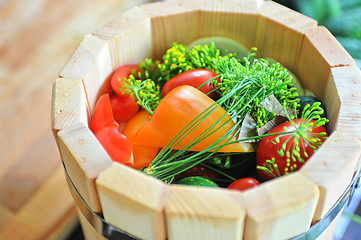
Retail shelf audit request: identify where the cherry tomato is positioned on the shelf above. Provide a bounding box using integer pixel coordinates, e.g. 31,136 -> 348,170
227,178 -> 260,191
110,94 -> 139,123
94,126 -> 133,165
123,110 -> 159,169
90,94 -> 119,134
161,69 -> 220,99
256,119 -> 328,181
111,64 -> 139,96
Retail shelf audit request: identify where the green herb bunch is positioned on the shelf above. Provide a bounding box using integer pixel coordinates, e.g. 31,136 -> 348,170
123,42 -> 234,115
215,49 -> 300,128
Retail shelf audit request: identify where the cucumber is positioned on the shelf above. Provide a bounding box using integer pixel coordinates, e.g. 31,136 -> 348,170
174,176 -> 219,188
187,36 -> 249,58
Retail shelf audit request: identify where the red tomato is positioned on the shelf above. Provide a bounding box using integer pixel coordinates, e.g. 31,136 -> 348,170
90,94 -> 119,134
161,69 -> 220,99
256,119 -> 328,181
227,178 -> 260,191
110,94 -> 139,123
95,127 -> 133,165
111,64 -> 139,96
123,110 -> 159,169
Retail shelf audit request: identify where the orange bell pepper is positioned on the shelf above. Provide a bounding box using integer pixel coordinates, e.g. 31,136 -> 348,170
133,85 -> 254,152
123,110 -> 159,169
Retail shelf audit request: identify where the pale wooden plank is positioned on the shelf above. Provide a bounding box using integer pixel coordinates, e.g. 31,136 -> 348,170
297,26 -> 355,100
256,1 -> 317,74
51,78 -> 89,134
165,186 -> 245,240
0,129 -> 60,212
330,66 -> 361,138
92,6 -> 153,71
59,34 -> 113,110
0,167 -> 77,240
0,205 -> 14,230
57,123 -> 112,213
198,0 -> 262,51
300,132 -> 361,222
96,162 -> 170,240
141,1 -> 200,59
243,172 -> 319,240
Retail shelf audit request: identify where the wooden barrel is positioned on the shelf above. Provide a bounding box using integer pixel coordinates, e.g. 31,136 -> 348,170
51,0 -> 361,239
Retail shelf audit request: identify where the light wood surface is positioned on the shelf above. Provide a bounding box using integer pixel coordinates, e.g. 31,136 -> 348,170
165,186 -> 245,240
0,0 -> 153,239
96,162 -> 170,240
242,172 -> 319,240
57,123 -> 113,213
48,0 -> 361,239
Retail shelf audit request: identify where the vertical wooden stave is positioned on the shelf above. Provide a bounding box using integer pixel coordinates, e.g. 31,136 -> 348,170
165,186 -> 245,240
256,1 -> 317,74
243,172 -> 320,240
96,162 -> 170,240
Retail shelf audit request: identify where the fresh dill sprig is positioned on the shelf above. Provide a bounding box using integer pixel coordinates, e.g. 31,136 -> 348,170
135,42 -> 234,88
215,50 -> 299,128
142,49 -> 306,182
121,75 -> 161,115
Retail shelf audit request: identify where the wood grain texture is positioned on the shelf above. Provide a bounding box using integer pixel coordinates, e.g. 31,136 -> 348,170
51,78 -> 89,133
96,162 -> 170,240
301,132 -> 361,222
256,1 -> 317,74
297,26 -> 356,99
57,123 -> 113,213
0,167 -> 76,240
242,172 -> 319,240
165,186 -> 245,240
330,66 -> 361,138
59,34 -> 113,110
0,0 -> 155,239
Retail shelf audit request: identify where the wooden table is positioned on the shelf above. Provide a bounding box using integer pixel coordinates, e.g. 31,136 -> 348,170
0,0 -> 151,239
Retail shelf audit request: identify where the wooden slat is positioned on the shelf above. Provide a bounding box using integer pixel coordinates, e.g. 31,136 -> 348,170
242,172 -> 319,240
0,205 -> 14,230
198,0 -> 261,51
165,186 -> 245,240
300,132 -> 361,222
59,34 -> 113,110
57,123 -> 112,213
0,167 -> 77,240
51,78 -> 89,133
297,26 -> 356,100
141,1 -> 200,59
92,6 -> 153,72
96,162 -> 170,240
330,66 -> 361,138
255,1 -> 317,74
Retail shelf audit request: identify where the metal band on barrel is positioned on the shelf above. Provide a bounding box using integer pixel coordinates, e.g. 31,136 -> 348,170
63,160 -> 361,240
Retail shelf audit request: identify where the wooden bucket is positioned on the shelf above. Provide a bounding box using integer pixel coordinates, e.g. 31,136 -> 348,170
51,0 -> 361,239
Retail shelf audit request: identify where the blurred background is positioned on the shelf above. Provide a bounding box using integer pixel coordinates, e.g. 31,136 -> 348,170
277,0 -> 361,63
0,0 -> 359,239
